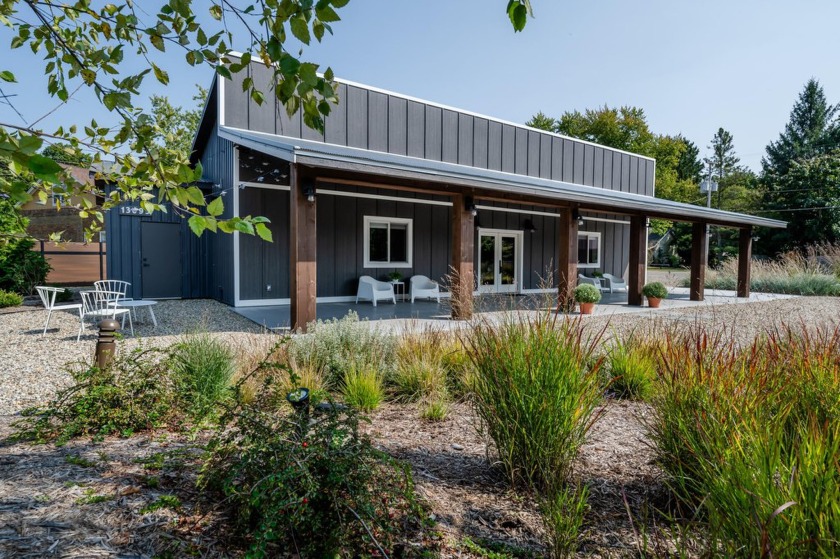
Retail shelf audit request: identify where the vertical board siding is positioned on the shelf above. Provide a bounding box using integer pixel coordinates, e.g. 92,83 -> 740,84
388,96 -> 407,156
514,128 -> 528,175
368,91 -> 388,152
487,121 -> 502,171
346,86 -> 368,148
501,124 -> 516,173
473,118 -> 488,169
425,105 -> 442,161
442,110 -> 459,164
324,83 -> 348,146
406,101 -> 425,158
457,113 -> 474,166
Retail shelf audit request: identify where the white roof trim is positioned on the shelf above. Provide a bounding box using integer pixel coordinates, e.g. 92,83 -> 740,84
218,125 -> 786,229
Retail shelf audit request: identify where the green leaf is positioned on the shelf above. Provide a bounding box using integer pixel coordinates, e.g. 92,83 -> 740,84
152,64 -> 169,85
186,185 -> 206,206
315,5 -> 341,23
0,70 -> 16,83
102,92 -> 130,111
290,14 -> 311,45
209,4 -> 222,20
255,222 -> 273,242
235,220 -> 255,235
188,215 -> 207,237
27,154 -> 63,181
216,65 -> 232,80
218,220 -> 236,233
507,1 -> 529,32
18,135 -> 43,155
206,196 -> 224,217
279,54 -> 301,75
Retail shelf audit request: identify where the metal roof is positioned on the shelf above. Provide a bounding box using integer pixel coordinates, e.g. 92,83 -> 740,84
219,125 -> 786,230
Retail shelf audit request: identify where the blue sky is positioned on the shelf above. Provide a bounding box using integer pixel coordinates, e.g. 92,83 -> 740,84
1,1 -> 839,172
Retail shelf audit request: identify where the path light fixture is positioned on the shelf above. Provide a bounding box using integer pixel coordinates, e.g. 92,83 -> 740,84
522,218 -> 537,233
465,197 -> 478,216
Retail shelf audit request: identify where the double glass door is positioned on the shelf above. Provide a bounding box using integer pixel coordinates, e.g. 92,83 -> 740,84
478,230 -> 521,293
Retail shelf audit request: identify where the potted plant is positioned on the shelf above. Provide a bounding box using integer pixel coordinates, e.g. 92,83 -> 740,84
574,283 -> 602,315
386,271 -> 403,283
642,281 -> 668,308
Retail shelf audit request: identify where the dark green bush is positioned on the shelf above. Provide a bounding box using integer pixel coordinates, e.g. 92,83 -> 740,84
0,238 -> 51,295
201,361 -> 430,558
170,331 -> 236,421
642,281 -> 668,299
13,347 -> 176,444
0,288 -> 23,308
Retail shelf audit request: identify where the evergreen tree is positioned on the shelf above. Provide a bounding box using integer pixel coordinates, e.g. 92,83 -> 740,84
526,111 -> 558,132
762,79 -> 839,176
676,136 -> 703,183
704,128 -> 742,208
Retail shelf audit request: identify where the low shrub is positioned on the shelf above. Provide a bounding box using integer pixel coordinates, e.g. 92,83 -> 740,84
288,312 -> 397,386
52,286 -> 73,303
0,239 -> 50,295
201,356 -> 430,558
14,347 -> 176,444
392,335 -> 448,402
642,282 -> 668,299
171,331 -> 236,421
573,283 -> 601,304
419,396 -> 451,422
0,289 -> 23,308
342,363 -> 384,412
466,313 -> 603,488
606,337 -> 657,400
648,325 -> 840,557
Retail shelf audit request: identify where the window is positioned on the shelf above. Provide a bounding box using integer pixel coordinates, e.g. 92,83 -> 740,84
364,216 -> 412,268
577,232 -> 601,268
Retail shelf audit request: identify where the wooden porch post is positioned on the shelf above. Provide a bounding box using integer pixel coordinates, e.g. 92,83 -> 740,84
627,215 -> 646,306
290,168 -> 317,331
557,207 -> 578,311
737,226 -> 752,298
690,221 -> 708,301
450,194 -> 475,320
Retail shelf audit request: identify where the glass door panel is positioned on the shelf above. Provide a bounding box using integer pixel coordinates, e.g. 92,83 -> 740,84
479,234 -> 496,287
498,235 -> 517,292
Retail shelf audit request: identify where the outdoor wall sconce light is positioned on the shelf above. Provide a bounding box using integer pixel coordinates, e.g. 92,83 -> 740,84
474,215 -> 483,229
522,218 -> 537,233
465,197 -> 478,217
572,208 -> 585,227
302,180 -> 316,203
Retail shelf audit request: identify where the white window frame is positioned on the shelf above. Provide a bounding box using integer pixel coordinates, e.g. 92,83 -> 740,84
577,231 -> 601,269
363,215 -> 413,268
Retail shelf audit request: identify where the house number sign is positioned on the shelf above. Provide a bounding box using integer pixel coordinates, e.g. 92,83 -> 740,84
119,205 -> 152,216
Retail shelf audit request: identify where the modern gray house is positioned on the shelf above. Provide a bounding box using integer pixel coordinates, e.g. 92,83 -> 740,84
106,56 -> 785,330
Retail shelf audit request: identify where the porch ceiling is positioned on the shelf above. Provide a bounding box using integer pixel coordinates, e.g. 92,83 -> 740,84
219,125 -> 786,231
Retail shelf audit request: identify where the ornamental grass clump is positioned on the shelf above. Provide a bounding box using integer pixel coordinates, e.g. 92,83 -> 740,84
392,330 -> 449,402
171,331 -> 236,421
342,362 -> 385,412
648,325 -> 840,557
606,336 -> 657,400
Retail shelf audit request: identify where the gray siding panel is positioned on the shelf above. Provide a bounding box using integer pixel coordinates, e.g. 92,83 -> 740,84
602,150 -> 613,188
388,96 -> 407,155
249,65 -> 275,135
473,118 -> 489,169
346,86 -> 368,149
406,101 -> 425,158
501,125 -> 516,173
550,138 -> 563,180
324,83 -> 348,146
487,121 -> 502,171
442,110 -> 459,164
562,139 -> 574,182
527,131 -> 541,177
368,91 -> 388,152
514,128 -> 528,175
646,159 -> 656,196
458,113 -> 474,166
224,72 -> 248,129
593,147 -> 604,186
621,154 -> 631,192
573,143 -> 585,184
539,135 -> 552,179
425,105 -> 442,161
611,153 -> 622,192
583,144 -> 595,186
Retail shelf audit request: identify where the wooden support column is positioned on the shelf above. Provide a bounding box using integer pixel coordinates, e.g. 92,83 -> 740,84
737,226 -> 752,298
290,167 -> 317,332
450,194 -> 475,320
690,222 -> 708,301
557,208 -> 578,311
627,215 -> 646,306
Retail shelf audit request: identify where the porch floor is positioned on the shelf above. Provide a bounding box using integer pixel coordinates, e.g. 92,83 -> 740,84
233,288 -> 795,331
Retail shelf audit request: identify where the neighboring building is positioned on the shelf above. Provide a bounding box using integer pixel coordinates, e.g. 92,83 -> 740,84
21,165 -> 99,242
105,56 -> 785,329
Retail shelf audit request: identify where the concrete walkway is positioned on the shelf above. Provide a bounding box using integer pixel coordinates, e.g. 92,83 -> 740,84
234,288 -> 796,332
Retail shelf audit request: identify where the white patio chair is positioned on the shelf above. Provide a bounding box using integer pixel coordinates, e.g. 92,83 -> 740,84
578,274 -> 609,292
355,276 -> 397,307
409,275 -> 440,303
36,286 -> 83,341
81,290 -> 133,336
94,280 -> 131,301
602,273 -> 628,293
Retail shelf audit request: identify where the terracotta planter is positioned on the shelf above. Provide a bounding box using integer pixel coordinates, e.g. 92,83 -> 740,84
647,297 -> 662,308
579,302 -> 596,315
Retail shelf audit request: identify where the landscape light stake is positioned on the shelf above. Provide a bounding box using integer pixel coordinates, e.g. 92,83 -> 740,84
286,387 -> 311,440
94,319 -> 119,369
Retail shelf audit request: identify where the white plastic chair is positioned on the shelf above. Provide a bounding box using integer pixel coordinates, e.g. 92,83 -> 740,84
409,275 -> 440,303
602,273 -> 628,293
36,286 -> 83,341
355,276 -> 397,307
81,290 -> 133,336
578,274 -> 609,292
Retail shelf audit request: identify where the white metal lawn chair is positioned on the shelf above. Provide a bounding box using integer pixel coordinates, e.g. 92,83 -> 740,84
355,276 -> 397,307
81,290 -> 134,336
36,286 -> 83,341
95,279 -> 133,323
602,273 -> 628,293
409,275 -> 440,303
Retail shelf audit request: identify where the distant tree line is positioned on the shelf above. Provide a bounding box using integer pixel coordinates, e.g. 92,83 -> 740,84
528,78 -> 840,261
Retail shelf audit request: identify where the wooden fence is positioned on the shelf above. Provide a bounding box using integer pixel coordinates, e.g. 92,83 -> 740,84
32,241 -> 106,285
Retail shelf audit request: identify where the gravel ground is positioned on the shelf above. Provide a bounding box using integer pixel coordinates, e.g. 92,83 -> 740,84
0,299 -> 273,415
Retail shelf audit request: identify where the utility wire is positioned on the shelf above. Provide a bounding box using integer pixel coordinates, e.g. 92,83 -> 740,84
0,87 -> 26,124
